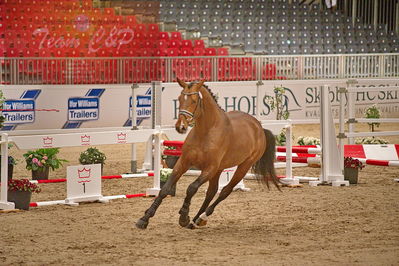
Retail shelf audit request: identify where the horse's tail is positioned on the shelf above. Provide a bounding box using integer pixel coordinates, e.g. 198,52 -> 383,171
252,129 -> 282,191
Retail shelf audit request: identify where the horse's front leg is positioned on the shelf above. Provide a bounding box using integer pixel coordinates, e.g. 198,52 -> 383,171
178,168 -> 217,228
136,160 -> 189,229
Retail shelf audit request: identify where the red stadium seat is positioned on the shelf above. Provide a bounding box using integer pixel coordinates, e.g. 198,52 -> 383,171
193,47 -> 205,56
125,16 -> 137,26
166,48 -> 180,57
170,32 -> 182,41
169,39 -> 181,49
155,39 -> 169,49
205,48 -> 217,56
217,48 -> 229,56
103,8 -> 115,16
181,40 -> 193,49
148,24 -> 159,32
180,48 -> 192,56
159,32 -> 170,40
194,40 -> 205,48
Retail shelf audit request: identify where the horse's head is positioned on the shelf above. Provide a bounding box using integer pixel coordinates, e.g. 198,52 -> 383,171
175,78 -> 205,134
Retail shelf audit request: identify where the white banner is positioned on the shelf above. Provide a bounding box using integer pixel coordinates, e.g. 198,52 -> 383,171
1,79 -> 398,132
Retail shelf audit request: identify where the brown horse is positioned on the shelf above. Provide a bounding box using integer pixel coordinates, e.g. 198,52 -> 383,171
136,79 -> 280,229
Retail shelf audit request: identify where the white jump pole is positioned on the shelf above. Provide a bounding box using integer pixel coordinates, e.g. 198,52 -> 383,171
0,133 -> 15,210
338,87 -> 346,175
346,79 -> 357,145
146,81 -> 162,196
131,83 -> 139,173
280,122 -> 300,185
310,85 -> 349,187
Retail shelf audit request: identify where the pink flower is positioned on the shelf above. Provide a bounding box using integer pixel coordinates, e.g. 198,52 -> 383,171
43,156 -> 48,160
37,161 -> 43,167
32,158 -> 39,164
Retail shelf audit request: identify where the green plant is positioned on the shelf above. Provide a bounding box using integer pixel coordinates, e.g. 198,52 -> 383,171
79,147 -> 106,165
364,104 -> 380,132
275,129 -> 287,146
7,179 -> 41,193
355,137 -> 389,144
23,148 -> 67,171
344,157 -> 365,170
160,168 -> 172,182
264,86 -> 290,120
297,136 -> 321,146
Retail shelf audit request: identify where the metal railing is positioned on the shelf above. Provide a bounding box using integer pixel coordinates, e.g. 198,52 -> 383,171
1,53 -> 398,85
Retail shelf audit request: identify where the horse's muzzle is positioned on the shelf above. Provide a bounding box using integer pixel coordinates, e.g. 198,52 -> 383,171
175,116 -> 188,134
175,122 -> 187,134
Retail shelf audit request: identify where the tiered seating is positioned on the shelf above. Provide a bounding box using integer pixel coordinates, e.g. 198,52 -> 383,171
159,0 -> 399,55
0,0 -> 233,84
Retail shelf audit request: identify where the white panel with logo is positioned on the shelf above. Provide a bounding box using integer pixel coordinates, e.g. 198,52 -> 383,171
65,164 -> 108,205
218,166 -> 250,192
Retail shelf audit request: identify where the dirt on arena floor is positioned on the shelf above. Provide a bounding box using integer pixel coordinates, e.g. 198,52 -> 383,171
1,124 -> 398,265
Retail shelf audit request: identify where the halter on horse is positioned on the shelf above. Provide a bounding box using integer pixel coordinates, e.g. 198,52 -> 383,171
136,78 -> 280,229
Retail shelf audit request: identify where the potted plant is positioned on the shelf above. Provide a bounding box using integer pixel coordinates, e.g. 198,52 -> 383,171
7,179 -> 41,210
364,104 -> 380,132
160,168 -> 176,196
79,147 -> 106,172
23,148 -> 67,180
344,157 -> 365,184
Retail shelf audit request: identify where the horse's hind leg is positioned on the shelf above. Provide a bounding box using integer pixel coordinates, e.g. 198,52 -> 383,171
178,175 -> 209,227
191,171 -> 221,227
198,163 -> 252,226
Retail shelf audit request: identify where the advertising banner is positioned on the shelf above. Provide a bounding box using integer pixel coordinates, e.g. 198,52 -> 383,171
1,79 -> 398,132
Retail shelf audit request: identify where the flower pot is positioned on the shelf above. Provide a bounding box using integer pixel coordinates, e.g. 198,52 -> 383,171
32,167 -> 50,180
160,181 -> 176,196
344,167 -> 359,184
165,156 -> 179,169
7,190 -> 32,210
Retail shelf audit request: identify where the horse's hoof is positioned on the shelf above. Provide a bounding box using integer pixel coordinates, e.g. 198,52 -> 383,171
179,214 -> 190,227
186,223 -> 197,230
135,219 -> 148,229
195,217 -> 208,227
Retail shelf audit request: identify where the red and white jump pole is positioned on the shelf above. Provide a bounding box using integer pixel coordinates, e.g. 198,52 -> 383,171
29,173 -> 154,185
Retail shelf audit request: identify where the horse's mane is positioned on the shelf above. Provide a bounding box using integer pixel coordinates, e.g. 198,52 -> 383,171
188,81 -> 222,110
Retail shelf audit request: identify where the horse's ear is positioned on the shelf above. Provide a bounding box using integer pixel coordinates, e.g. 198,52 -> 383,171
197,79 -> 206,88
176,77 -> 187,88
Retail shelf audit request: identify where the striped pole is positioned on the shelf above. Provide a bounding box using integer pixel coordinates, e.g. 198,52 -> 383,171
276,146 -> 321,154
276,156 -> 321,165
29,173 -> 154,184
354,158 -> 399,167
